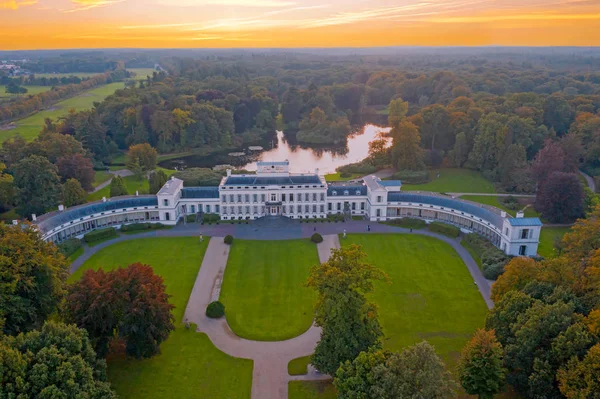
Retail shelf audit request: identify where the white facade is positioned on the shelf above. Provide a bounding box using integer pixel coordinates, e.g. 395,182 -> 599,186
34,161 -> 542,257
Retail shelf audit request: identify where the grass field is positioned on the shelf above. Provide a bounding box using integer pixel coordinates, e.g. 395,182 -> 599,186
87,175 -> 149,201
460,195 -> 539,218
343,234 -> 488,366
71,237 -> 253,399
220,239 -> 319,341
288,355 -> 311,375
128,68 -> 158,81
92,170 -> 112,188
33,72 -> 103,78
324,172 -> 361,181
538,226 -> 571,258
289,381 -> 337,399
1,82 -> 125,142
0,85 -> 51,98
402,168 -> 496,194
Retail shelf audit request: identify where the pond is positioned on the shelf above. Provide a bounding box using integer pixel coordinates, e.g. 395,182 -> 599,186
159,124 -> 391,174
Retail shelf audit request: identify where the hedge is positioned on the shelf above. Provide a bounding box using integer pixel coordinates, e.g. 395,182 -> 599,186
84,227 -> 117,243
202,213 -> 221,223
428,222 -> 460,238
462,234 -> 510,280
384,218 -> 427,229
390,170 -> 429,184
206,301 -> 225,318
311,233 -> 323,243
336,161 -> 377,175
224,235 -> 234,245
58,238 -> 82,258
327,213 -> 345,222
120,223 -> 167,232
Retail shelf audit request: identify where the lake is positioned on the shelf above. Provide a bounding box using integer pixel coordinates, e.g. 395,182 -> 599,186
159,124 -> 391,174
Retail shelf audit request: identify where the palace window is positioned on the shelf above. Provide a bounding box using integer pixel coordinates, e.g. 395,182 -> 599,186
305,193 -> 310,202
328,203 -> 332,211
261,194 -> 266,202
290,193 -> 294,201
521,229 -> 530,239
320,205 -> 324,213
519,245 -> 527,256
271,193 -> 277,201
297,205 -> 302,213
253,194 -> 258,203
377,196 -> 382,203
313,193 -> 317,201
229,194 -> 234,203
282,193 -> 286,202
337,203 -> 341,211
221,195 -> 226,203
344,190 -> 349,196
312,205 -> 317,213
320,193 -> 324,201
305,205 -> 310,213
237,194 -> 242,202
352,202 -> 356,210
163,199 -> 169,206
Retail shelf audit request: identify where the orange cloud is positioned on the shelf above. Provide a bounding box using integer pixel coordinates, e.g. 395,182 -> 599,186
0,0 -> 37,9
65,0 -> 125,12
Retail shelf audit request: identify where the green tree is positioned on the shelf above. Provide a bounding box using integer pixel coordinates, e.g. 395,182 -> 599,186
458,329 -> 505,399
306,244 -> 388,375
109,175 -> 128,197
13,155 -> 61,217
388,97 -> 408,127
127,143 -> 158,177
57,153 -> 96,191
497,144 -> 529,192
558,343 -> 600,398
390,120 -> 425,171
0,162 -> 15,211
0,321 -> 116,398
543,95 -> 573,135
0,223 -> 69,335
450,131 -> 469,167
149,170 -> 169,194
62,178 -> 87,207
335,342 -> 457,399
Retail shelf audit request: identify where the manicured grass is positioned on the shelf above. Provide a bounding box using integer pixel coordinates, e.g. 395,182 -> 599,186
67,247 -> 84,263
87,175 -> 149,202
2,82 -> 125,142
71,237 -> 253,399
461,240 -> 483,269
128,68 -> 158,81
538,226 -> 571,258
92,170 -> 112,188
402,168 -> 496,194
324,172 -> 361,181
461,195 -> 538,217
220,239 -> 319,341
343,234 -> 488,367
289,381 -> 337,399
288,355 -> 311,375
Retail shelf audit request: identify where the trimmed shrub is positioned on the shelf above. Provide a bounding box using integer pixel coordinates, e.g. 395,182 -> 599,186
206,301 -> 225,318
186,214 -> 197,223
428,222 -> 460,238
384,218 -> 427,229
500,195 -> 520,211
327,213 -> 345,222
224,235 -> 234,245
390,170 -> 429,184
120,223 -> 167,232
311,233 -> 323,243
58,238 -> 82,258
202,213 -> 220,223
483,263 -> 506,280
83,227 -> 117,243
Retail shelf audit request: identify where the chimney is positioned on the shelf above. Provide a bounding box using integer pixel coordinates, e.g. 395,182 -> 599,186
58,204 -> 64,212
226,169 -> 232,177
516,211 -> 524,218
501,211 -> 507,218
31,214 -> 36,221
102,197 -> 107,203
135,190 -> 139,196
315,168 -> 320,175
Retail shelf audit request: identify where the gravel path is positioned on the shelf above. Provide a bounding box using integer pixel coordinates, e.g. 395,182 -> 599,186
183,235 -> 340,399
579,170 -> 597,193
89,169 -> 134,194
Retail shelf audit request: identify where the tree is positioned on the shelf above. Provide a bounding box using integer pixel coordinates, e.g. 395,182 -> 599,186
458,329 -> 505,399
543,95 -> 573,135
0,321 -> 116,398
127,143 -> 157,178
62,178 -> 87,207
450,132 -> 469,167
491,257 -> 540,302
388,97 -> 408,127
109,175 -> 128,197
13,155 -> 61,217
149,169 -> 169,194
497,144 -> 528,192
367,133 -> 390,168
532,140 -> 566,186
535,172 -> 585,223
57,153 -> 95,191
558,343 -> 600,398
0,223 -> 69,335
390,120 -> 425,171
5,80 -> 27,94
306,244 -> 388,375
66,263 -> 175,358
0,162 -> 14,211
335,342 -> 457,399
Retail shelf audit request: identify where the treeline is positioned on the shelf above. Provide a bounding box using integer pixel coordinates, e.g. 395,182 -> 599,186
0,69 -> 131,123
1,74 -> 92,86
19,56 -> 124,73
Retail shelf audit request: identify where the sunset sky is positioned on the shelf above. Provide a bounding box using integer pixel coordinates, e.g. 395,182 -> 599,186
1,0 -> 599,49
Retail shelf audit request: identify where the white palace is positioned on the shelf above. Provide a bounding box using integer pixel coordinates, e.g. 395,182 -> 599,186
34,161 -> 542,257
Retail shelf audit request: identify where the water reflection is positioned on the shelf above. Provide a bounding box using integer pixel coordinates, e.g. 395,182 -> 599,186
160,124 -> 391,174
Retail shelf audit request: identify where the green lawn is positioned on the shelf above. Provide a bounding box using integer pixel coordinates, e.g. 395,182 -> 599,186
2,82 -> 125,142
70,237 -> 253,399
324,172 -> 361,181
92,170 -> 112,188
460,195 -> 539,218
289,381 -> 337,399
128,68 -> 158,81
538,226 -> 571,258
220,239 -> 319,341
87,175 -> 149,201
343,234 -> 488,367
402,168 -> 496,194
0,85 -> 51,98
288,355 -> 311,375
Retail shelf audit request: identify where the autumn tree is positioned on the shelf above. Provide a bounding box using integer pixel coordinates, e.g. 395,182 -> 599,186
0,321 -> 116,398
458,329 -> 505,399
306,244 -> 388,375
335,342 -> 457,399
66,263 -> 175,358
13,155 -> 61,217
531,139 -> 566,186
391,120 -> 425,171
57,153 -> 96,191
560,204 -> 600,262
558,343 -> 600,398
534,171 -> 585,223
0,223 -> 69,335
126,143 -> 158,178
366,132 -> 390,168
388,97 -> 408,127
62,178 -> 87,207
109,175 -> 128,197
0,162 -> 14,212
491,257 -> 540,302
149,169 -> 169,194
